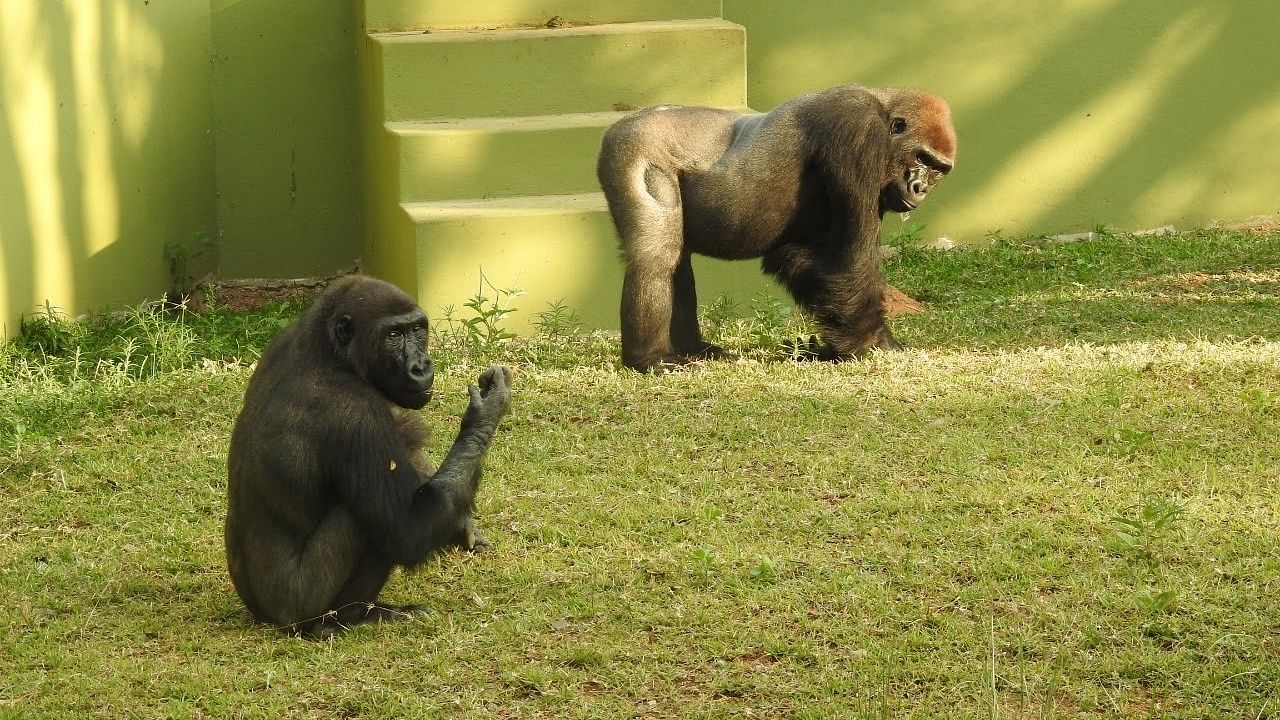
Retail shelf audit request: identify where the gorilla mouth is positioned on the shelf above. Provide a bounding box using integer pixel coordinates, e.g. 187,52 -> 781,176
889,158 -> 948,212
392,378 -> 433,409
410,385 -> 433,407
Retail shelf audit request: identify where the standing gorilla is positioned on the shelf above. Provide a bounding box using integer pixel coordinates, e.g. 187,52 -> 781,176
597,85 -> 957,372
225,275 -> 511,638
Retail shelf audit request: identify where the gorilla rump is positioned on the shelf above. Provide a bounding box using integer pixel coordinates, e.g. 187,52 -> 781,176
596,85 -> 957,372
224,275 -> 512,638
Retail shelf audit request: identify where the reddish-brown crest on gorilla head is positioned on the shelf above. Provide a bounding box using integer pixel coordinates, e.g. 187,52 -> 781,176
919,93 -> 957,162
873,87 -> 957,165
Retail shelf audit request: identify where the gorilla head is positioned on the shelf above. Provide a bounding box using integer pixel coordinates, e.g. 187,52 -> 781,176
874,88 -> 957,213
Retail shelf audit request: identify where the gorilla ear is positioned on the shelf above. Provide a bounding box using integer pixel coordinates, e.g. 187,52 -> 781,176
333,314 -> 354,346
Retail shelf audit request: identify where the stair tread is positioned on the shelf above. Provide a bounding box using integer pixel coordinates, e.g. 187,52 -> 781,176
387,111 -> 632,135
372,18 -> 740,44
403,193 -> 608,220
387,105 -> 754,134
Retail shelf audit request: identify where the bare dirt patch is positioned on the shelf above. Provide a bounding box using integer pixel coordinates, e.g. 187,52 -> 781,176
201,277 -> 335,313
883,284 -> 925,317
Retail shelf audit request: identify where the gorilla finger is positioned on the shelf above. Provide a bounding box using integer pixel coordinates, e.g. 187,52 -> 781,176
467,385 -> 483,408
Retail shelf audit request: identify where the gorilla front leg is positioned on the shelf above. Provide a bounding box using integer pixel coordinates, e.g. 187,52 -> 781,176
764,240 -> 900,360
814,284 -> 901,357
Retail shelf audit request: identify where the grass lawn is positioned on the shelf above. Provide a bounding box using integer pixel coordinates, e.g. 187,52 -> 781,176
1,229 -> 1278,719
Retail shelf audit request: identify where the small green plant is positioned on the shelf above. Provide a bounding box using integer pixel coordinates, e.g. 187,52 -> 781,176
887,218 -> 927,246
1107,495 -> 1184,570
699,506 -> 724,523
748,291 -> 794,346
164,230 -> 216,300
691,548 -> 717,579
749,556 -> 777,583
123,301 -> 198,376
1106,495 -> 1186,641
1243,388 -> 1276,417
533,300 -> 583,338
17,301 -> 81,357
436,272 -> 524,353
700,294 -> 739,338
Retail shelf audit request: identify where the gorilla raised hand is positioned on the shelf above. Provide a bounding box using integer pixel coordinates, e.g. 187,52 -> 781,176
225,275 -> 511,638
597,85 -> 957,371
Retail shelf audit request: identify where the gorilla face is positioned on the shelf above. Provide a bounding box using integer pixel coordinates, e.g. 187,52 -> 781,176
878,91 -> 957,213
882,151 -> 952,213
370,311 -> 434,410
333,303 -> 435,410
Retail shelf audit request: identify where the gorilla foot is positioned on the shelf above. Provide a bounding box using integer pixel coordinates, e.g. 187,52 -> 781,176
626,343 -> 727,372
292,603 -> 433,639
678,342 -> 725,362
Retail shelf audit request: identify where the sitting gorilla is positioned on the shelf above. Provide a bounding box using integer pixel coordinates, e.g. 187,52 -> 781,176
597,84 -> 957,371
224,275 -> 511,638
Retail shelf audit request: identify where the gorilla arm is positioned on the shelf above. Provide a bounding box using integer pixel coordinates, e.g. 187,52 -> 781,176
334,366 -> 511,568
768,89 -> 900,357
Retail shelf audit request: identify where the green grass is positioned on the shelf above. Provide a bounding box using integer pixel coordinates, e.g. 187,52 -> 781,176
1,229 -> 1278,719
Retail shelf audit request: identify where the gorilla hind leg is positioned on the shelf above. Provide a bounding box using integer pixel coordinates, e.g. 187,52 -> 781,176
614,165 -> 686,371
670,252 -> 724,361
294,549 -> 427,639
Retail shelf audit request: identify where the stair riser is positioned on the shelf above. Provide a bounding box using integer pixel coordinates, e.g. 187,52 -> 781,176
394,122 -> 612,201
377,23 -> 745,120
403,207 -> 780,331
366,0 -> 723,32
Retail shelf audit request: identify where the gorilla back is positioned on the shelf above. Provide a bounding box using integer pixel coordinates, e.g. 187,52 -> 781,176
597,85 -> 957,371
224,275 -> 511,637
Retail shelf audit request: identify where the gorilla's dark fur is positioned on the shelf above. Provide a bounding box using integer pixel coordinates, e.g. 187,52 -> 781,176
597,85 -> 957,371
225,275 -> 511,638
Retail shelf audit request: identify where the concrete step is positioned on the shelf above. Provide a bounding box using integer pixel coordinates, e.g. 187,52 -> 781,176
365,0 -> 723,32
398,193 -> 619,328
372,193 -> 776,331
370,19 -> 746,121
388,111 -> 629,201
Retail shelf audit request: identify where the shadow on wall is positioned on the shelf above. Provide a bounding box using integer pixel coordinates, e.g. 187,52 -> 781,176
726,0 -> 1280,241
0,1 -> 216,336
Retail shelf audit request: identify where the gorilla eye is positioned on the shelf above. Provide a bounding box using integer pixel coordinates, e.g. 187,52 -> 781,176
387,330 -> 401,340
890,117 -> 908,135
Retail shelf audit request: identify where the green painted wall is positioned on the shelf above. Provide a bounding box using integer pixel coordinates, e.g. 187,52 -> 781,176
209,0 -> 362,279
0,1 -> 216,336
723,0 -> 1280,242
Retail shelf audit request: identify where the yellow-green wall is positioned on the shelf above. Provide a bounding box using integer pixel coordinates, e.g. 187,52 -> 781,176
723,0 -> 1280,242
0,1 -> 216,336
4,2 -> 1277,337
209,0 -> 362,279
